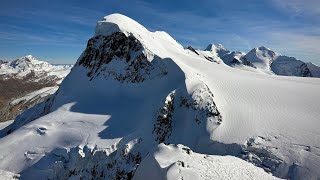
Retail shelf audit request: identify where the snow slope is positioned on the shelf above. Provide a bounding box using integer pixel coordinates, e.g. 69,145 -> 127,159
133,144 -> 280,180
0,169 -> 19,180
0,120 -> 13,131
0,13 -> 319,179
9,87 -> 58,106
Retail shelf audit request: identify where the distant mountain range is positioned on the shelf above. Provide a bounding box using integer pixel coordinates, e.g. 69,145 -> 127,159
190,44 -> 320,78
0,55 -> 72,122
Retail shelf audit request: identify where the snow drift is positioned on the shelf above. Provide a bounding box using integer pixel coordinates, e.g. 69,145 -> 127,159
133,143 -> 280,180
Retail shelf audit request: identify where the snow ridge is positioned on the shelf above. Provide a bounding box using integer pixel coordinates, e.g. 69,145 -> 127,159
0,13 -> 319,180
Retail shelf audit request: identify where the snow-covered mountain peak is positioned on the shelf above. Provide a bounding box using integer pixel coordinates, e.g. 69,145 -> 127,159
215,43 -> 227,50
250,46 -> 279,58
205,43 -> 228,52
9,55 -> 51,69
4,55 -> 53,75
24,54 -> 36,60
0,55 -> 73,80
205,44 -> 215,51
78,13 -> 186,82
204,43 -> 230,58
95,13 -> 150,38
95,13 -> 183,54
244,46 -> 279,73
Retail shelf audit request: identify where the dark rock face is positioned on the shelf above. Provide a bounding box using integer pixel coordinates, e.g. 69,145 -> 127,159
152,83 -> 222,145
219,52 -> 246,67
78,32 -> 142,73
241,57 -> 256,68
186,46 -> 199,55
0,60 -> 7,64
298,63 -> 312,77
230,58 -> 241,65
153,91 -> 175,143
78,32 -> 168,83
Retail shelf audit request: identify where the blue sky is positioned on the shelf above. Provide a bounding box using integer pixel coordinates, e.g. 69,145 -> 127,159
0,0 -> 319,64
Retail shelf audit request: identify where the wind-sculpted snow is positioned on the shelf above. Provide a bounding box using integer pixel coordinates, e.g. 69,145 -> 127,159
133,144 -> 280,180
0,13 -> 319,180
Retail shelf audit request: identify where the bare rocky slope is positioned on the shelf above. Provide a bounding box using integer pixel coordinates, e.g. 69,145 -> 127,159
0,55 -> 72,122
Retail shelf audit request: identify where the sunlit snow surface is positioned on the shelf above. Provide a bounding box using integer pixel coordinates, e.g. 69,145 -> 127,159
134,144 -> 280,180
0,14 -> 319,179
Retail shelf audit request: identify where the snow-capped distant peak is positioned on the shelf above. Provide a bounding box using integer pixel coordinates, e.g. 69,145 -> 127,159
255,46 -> 269,51
205,43 -> 228,52
205,44 -> 216,51
216,45 -> 320,77
7,55 -> 52,71
13,55 -> 42,64
22,54 -> 36,61
252,46 -> 279,56
215,43 -> 227,50
243,46 -> 279,73
204,43 -> 230,60
0,55 -> 73,79
10,55 -> 44,66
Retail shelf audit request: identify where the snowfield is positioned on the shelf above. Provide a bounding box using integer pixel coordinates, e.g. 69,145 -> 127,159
0,14 -> 319,179
0,169 -> 19,180
9,87 -> 58,106
133,144 -> 280,180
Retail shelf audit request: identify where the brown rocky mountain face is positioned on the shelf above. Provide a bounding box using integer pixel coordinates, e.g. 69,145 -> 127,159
0,71 -> 59,122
